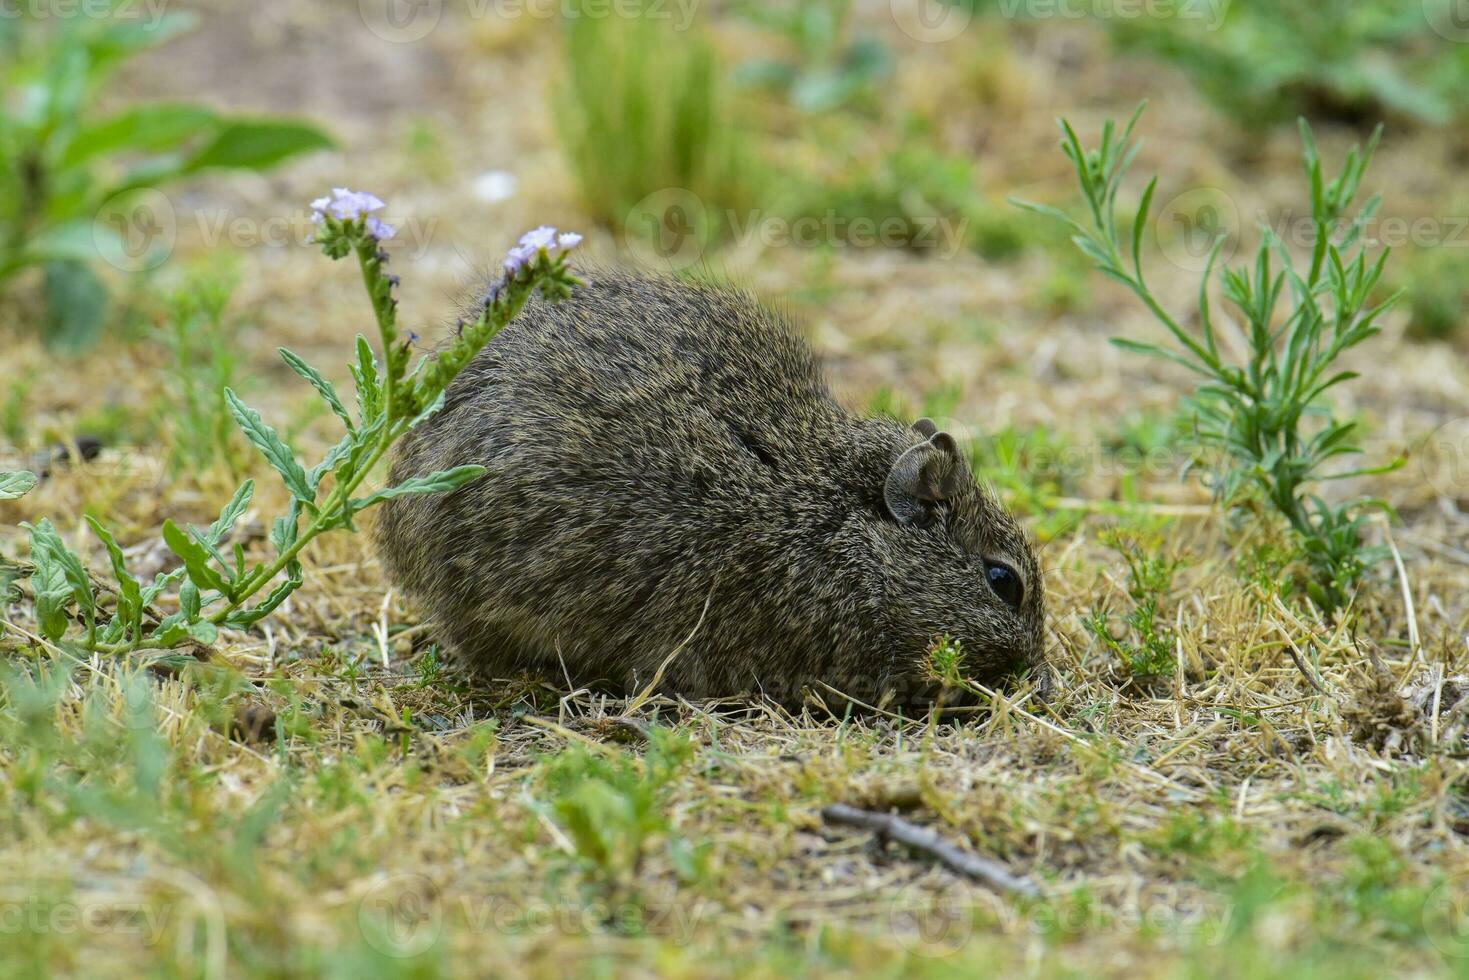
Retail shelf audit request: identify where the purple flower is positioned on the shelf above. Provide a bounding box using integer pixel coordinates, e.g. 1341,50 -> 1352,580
502,242 -> 537,275
366,217 -> 397,241
310,187 -> 388,223
502,225 -> 584,277
518,226 -> 558,251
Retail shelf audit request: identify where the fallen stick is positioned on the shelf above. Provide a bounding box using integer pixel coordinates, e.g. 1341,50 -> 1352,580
821,803 -> 1040,899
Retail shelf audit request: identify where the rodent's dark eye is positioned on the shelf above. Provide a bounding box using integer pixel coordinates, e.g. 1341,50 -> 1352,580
984,561 -> 1024,611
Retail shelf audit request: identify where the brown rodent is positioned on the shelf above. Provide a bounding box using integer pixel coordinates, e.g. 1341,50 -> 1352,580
374,269 -> 1047,708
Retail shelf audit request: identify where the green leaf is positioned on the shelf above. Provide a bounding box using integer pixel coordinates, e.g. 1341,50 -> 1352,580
351,465 -> 486,510
280,348 -> 354,431
270,501 -> 301,558
85,516 -> 143,641
350,335 -> 383,424
182,119 -> 333,173
24,519 -> 95,642
91,12 -> 199,65
28,550 -> 72,644
221,560 -> 303,631
405,390 -> 446,431
309,433 -> 356,490
61,103 -> 219,167
43,261 -> 109,352
224,389 -> 314,504
0,471 -> 37,500
206,480 -> 255,546
179,581 -> 201,620
161,519 -> 233,598
26,221 -> 109,265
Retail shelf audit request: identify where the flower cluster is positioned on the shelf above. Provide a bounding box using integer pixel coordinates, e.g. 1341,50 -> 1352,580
310,187 -> 396,241
504,226 -> 582,275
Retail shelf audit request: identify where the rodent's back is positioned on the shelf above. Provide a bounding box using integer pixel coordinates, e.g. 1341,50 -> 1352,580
374,270 -> 900,699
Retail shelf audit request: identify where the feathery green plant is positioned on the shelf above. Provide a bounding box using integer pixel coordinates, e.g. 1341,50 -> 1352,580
11,193 -> 581,661
1014,107 -> 1402,612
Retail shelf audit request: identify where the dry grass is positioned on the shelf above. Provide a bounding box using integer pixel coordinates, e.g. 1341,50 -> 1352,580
1,2 -> 1468,977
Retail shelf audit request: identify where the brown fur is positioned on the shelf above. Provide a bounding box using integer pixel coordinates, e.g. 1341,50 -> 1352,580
374,269 -> 1046,708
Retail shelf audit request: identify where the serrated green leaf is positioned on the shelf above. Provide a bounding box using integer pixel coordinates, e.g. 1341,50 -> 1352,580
406,391 -> 446,431
222,560 -> 303,631
24,519 -> 94,642
205,480 -> 255,546
224,389 -> 314,504
309,433 -> 357,490
162,519 -> 232,598
84,516 -> 143,641
350,335 -> 383,425
0,471 -> 37,500
280,348 -> 354,431
351,465 -> 486,510
180,581 -> 201,620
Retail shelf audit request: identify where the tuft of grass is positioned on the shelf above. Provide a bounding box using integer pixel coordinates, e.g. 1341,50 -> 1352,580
1083,529 -> 1179,682
154,257 -> 248,474
553,1 -> 756,240
1397,244 -> 1467,341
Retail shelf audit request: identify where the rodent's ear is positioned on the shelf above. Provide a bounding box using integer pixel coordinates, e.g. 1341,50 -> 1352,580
911,417 -> 939,439
884,430 -> 962,525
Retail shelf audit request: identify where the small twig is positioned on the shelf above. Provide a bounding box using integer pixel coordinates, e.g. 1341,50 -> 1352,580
1270,596 -> 1329,695
821,803 -> 1039,899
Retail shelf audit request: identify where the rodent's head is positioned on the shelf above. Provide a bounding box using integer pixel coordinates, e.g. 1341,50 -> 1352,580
852,418 -> 1047,702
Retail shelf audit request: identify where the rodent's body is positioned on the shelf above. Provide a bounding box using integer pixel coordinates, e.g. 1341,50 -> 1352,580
375,270 -> 1045,707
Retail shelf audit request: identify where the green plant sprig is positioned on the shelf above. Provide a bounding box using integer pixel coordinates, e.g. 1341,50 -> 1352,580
14,200 -> 582,659
0,6 -> 333,349
1013,106 -> 1403,612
